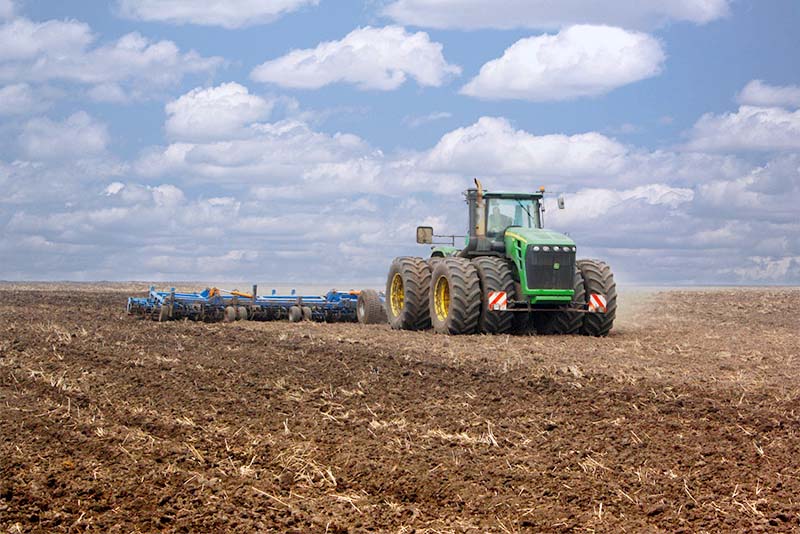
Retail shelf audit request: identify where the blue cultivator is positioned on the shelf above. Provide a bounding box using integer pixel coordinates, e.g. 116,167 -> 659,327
126,285 -> 363,323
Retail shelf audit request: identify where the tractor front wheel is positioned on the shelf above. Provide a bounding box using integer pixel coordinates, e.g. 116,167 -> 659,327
429,258 -> 481,335
533,267 -> 585,335
471,257 -> 515,334
577,259 -> 617,336
385,257 -> 432,330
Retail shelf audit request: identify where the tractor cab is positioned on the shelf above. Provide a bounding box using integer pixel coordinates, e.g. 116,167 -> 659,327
465,185 -> 544,254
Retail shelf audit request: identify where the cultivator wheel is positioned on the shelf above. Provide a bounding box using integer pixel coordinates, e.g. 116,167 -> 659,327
577,259 -> 617,337
471,257 -> 515,334
237,306 -> 249,321
429,258 -> 481,335
533,267 -> 586,335
385,257 -> 432,330
288,306 -> 303,323
224,306 -> 237,323
302,306 -> 313,321
357,289 -> 387,324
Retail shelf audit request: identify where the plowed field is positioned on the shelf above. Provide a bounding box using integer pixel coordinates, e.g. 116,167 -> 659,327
1,286 -> 799,532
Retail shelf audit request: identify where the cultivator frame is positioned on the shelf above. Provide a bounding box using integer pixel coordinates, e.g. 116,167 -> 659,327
126,285 -> 363,323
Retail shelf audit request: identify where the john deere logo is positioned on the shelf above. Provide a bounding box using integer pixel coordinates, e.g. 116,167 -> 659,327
553,262 -> 560,270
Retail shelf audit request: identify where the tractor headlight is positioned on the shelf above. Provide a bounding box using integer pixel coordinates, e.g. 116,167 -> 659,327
533,246 -> 540,251
553,246 -> 560,251
542,246 -> 550,252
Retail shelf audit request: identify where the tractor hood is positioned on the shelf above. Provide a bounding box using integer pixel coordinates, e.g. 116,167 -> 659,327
504,227 -> 575,247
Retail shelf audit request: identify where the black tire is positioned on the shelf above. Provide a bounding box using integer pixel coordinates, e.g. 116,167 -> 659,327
357,289 -> 386,324
237,306 -> 249,321
302,306 -> 313,321
513,312 -> 535,335
533,267 -> 586,335
385,257 -> 432,330
471,257 -> 515,334
224,306 -> 237,323
577,259 -> 617,337
288,306 -> 303,323
429,258 -> 481,335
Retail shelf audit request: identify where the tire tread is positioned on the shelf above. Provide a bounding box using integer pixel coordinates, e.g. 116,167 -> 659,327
577,259 -> 617,336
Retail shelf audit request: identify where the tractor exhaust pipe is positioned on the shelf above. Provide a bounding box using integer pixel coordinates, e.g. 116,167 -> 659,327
474,178 -> 486,238
459,178 -> 490,257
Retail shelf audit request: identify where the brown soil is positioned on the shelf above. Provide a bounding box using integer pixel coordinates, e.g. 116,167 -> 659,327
1,286 -> 799,532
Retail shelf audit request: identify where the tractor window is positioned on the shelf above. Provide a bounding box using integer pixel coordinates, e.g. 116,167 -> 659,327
486,198 -> 539,237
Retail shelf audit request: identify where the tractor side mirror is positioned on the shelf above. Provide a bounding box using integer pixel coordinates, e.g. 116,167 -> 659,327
416,226 -> 434,244
557,195 -> 565,209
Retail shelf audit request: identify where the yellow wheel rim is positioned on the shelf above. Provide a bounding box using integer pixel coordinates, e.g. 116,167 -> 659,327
434,275 -> 450,321
389,273 -> 404,316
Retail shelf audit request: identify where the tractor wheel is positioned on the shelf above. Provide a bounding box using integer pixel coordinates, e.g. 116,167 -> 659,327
429,258 -> 481,335
224,306 -> 237,323
237,306 -> 249,321
357,289 -> 386,324
577,259 -> 617,337
513,313 -> 536,335
426,256 -> 444,267
385,257 -> 432,330
288,306 -> 303,323
533,267 -> 586,335
302,306 -> 313,321
471,257 -> 515,334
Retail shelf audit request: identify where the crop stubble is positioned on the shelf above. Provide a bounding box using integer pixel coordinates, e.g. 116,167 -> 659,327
0,286 -> 799,532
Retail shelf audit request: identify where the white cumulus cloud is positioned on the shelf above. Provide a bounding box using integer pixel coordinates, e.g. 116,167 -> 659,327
136,119 -> 373,184
0,83 -> 51,115
0,18 -> 222,99
20,112 -> 109,160
383,0 -> 729,30
737,80 -> 800,109
0,17 -> 92,61
418,116 -> 629,179
0,0 -> 16,20
461,25 -> 665,101
251,25 -> 460,90
165,82 -> 273,142
685,105 -> 800,152
116,0 -> 319,29
550,184 -> 694,224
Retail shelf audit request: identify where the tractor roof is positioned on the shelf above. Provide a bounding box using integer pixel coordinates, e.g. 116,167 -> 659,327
465,188 -> 543,200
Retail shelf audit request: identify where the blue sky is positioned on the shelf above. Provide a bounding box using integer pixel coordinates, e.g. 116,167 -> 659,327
1,0 -> 799,285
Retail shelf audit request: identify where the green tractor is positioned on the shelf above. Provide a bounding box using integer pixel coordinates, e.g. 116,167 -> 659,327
384,180 -> 616,336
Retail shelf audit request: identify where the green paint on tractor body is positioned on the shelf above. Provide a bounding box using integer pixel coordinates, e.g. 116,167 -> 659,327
503,226 -> 576,303
430,245 -> 460,257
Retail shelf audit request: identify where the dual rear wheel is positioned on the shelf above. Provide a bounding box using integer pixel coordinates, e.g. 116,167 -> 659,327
385,256 -> 515,335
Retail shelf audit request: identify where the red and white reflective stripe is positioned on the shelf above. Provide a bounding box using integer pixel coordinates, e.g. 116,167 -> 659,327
588,293 -> 607,313
488,291 -> 508,311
